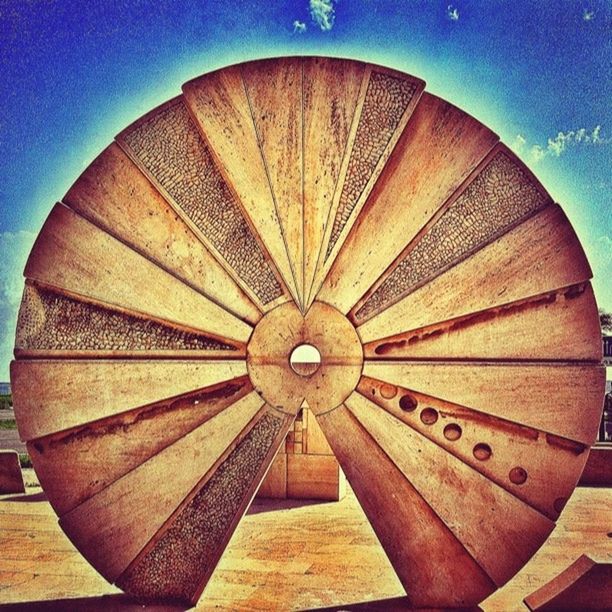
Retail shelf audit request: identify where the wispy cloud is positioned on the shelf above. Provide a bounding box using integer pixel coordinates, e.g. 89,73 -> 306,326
583,9 -> 595,21
0,230 -> 36,381
293,20 -> 307,34
447,4 -> 460,21
511,126 -> 608,164
310,0 -> 335,31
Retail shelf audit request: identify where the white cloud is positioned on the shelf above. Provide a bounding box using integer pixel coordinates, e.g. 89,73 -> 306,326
293,20 -> 307,34
310,0 -> 335,31
447,4 -> 460,21
0,230 -> 37,381
594,235 -> 612,265
583,9 -> 595,21
510,126 -> 608,164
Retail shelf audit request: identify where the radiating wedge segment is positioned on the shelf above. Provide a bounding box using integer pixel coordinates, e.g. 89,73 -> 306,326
316,93 -> 498,314
24,204 -> 252,344
358,204 -> 593,343
324,68 -> 424,260
241,58 -> 304,306
363,362 -> 605,445
346,393 -> 555,586
11,359 -> 247,440
352,146 -> 551,323
182,69 -> 299,306
316,404 -> 496,607
358,376 -> 591,519
116,406 -> 294,604
117,98 -> 287,308
59,391 -> 266,581
303,57 -> 365,307
309,68 -> 425,308
63,143 -> 260,324
28,376 -> 253,515
364,283 -> 602,362
15,282 -> 243,357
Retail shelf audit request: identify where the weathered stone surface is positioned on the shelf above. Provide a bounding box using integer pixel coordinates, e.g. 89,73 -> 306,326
120,100 -> 282,305
117,411 -> 283,603
0,451 -> 25,495
16,284 -> 236,352
354,152 -> 549,321
326,71 -> 417,258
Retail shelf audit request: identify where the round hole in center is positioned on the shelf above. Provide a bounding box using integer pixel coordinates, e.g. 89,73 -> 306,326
289,343 -> 322,377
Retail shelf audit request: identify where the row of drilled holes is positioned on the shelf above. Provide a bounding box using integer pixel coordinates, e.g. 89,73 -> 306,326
396,390 -> 528,486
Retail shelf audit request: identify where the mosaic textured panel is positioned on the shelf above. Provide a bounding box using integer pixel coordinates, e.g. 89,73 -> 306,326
117,411 -> 284,602
326,71 -> 418,258
354,152 -> 550,322
120,100 -> 282,305
16,284 -> 236,352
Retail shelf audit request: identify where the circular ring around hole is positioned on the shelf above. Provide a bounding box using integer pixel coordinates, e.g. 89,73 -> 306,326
399,394 -> 417,412
420,407 -> 438,425
509,466 -> 528,485
443,423 -> 462,441
289,343 -> 321,377
473,443 -> 492,461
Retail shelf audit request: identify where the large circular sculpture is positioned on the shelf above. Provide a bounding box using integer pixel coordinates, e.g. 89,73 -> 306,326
11,57 -> 605,607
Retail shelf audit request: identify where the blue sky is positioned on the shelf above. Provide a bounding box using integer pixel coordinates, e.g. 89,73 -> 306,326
0,0 -> 610,380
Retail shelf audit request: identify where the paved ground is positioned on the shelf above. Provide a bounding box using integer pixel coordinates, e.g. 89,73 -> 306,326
0,485 -> 610,610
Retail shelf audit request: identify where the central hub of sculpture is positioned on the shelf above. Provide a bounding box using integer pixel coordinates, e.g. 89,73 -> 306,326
246,301 -> 363,416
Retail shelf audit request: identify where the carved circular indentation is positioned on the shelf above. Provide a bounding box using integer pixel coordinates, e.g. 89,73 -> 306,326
247,301 -> 363,415
420,408 -> 438,425
380,384 -> 398,399
289,343 -> 321,377
473,443 -> 492,461
509,466 -> 528,485
443,423 -> 462,441
399,393 -> 417,412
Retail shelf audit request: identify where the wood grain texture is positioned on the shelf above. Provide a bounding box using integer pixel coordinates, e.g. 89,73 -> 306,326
11,359 -> 247,440
63,143 -> 260,324
59,391 -> 266,581
182,68 -> 299,308
24,203 -> 252,345
364,283 -> 602,362
317,404 -> 497,607
358,376 -> 592,520
316,93 -> 498,313
358,204 -> 592,343
303,57 -> 365,308
28,376 -> 252,514
363,361 -> 605,445
241,58 -> 304,307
